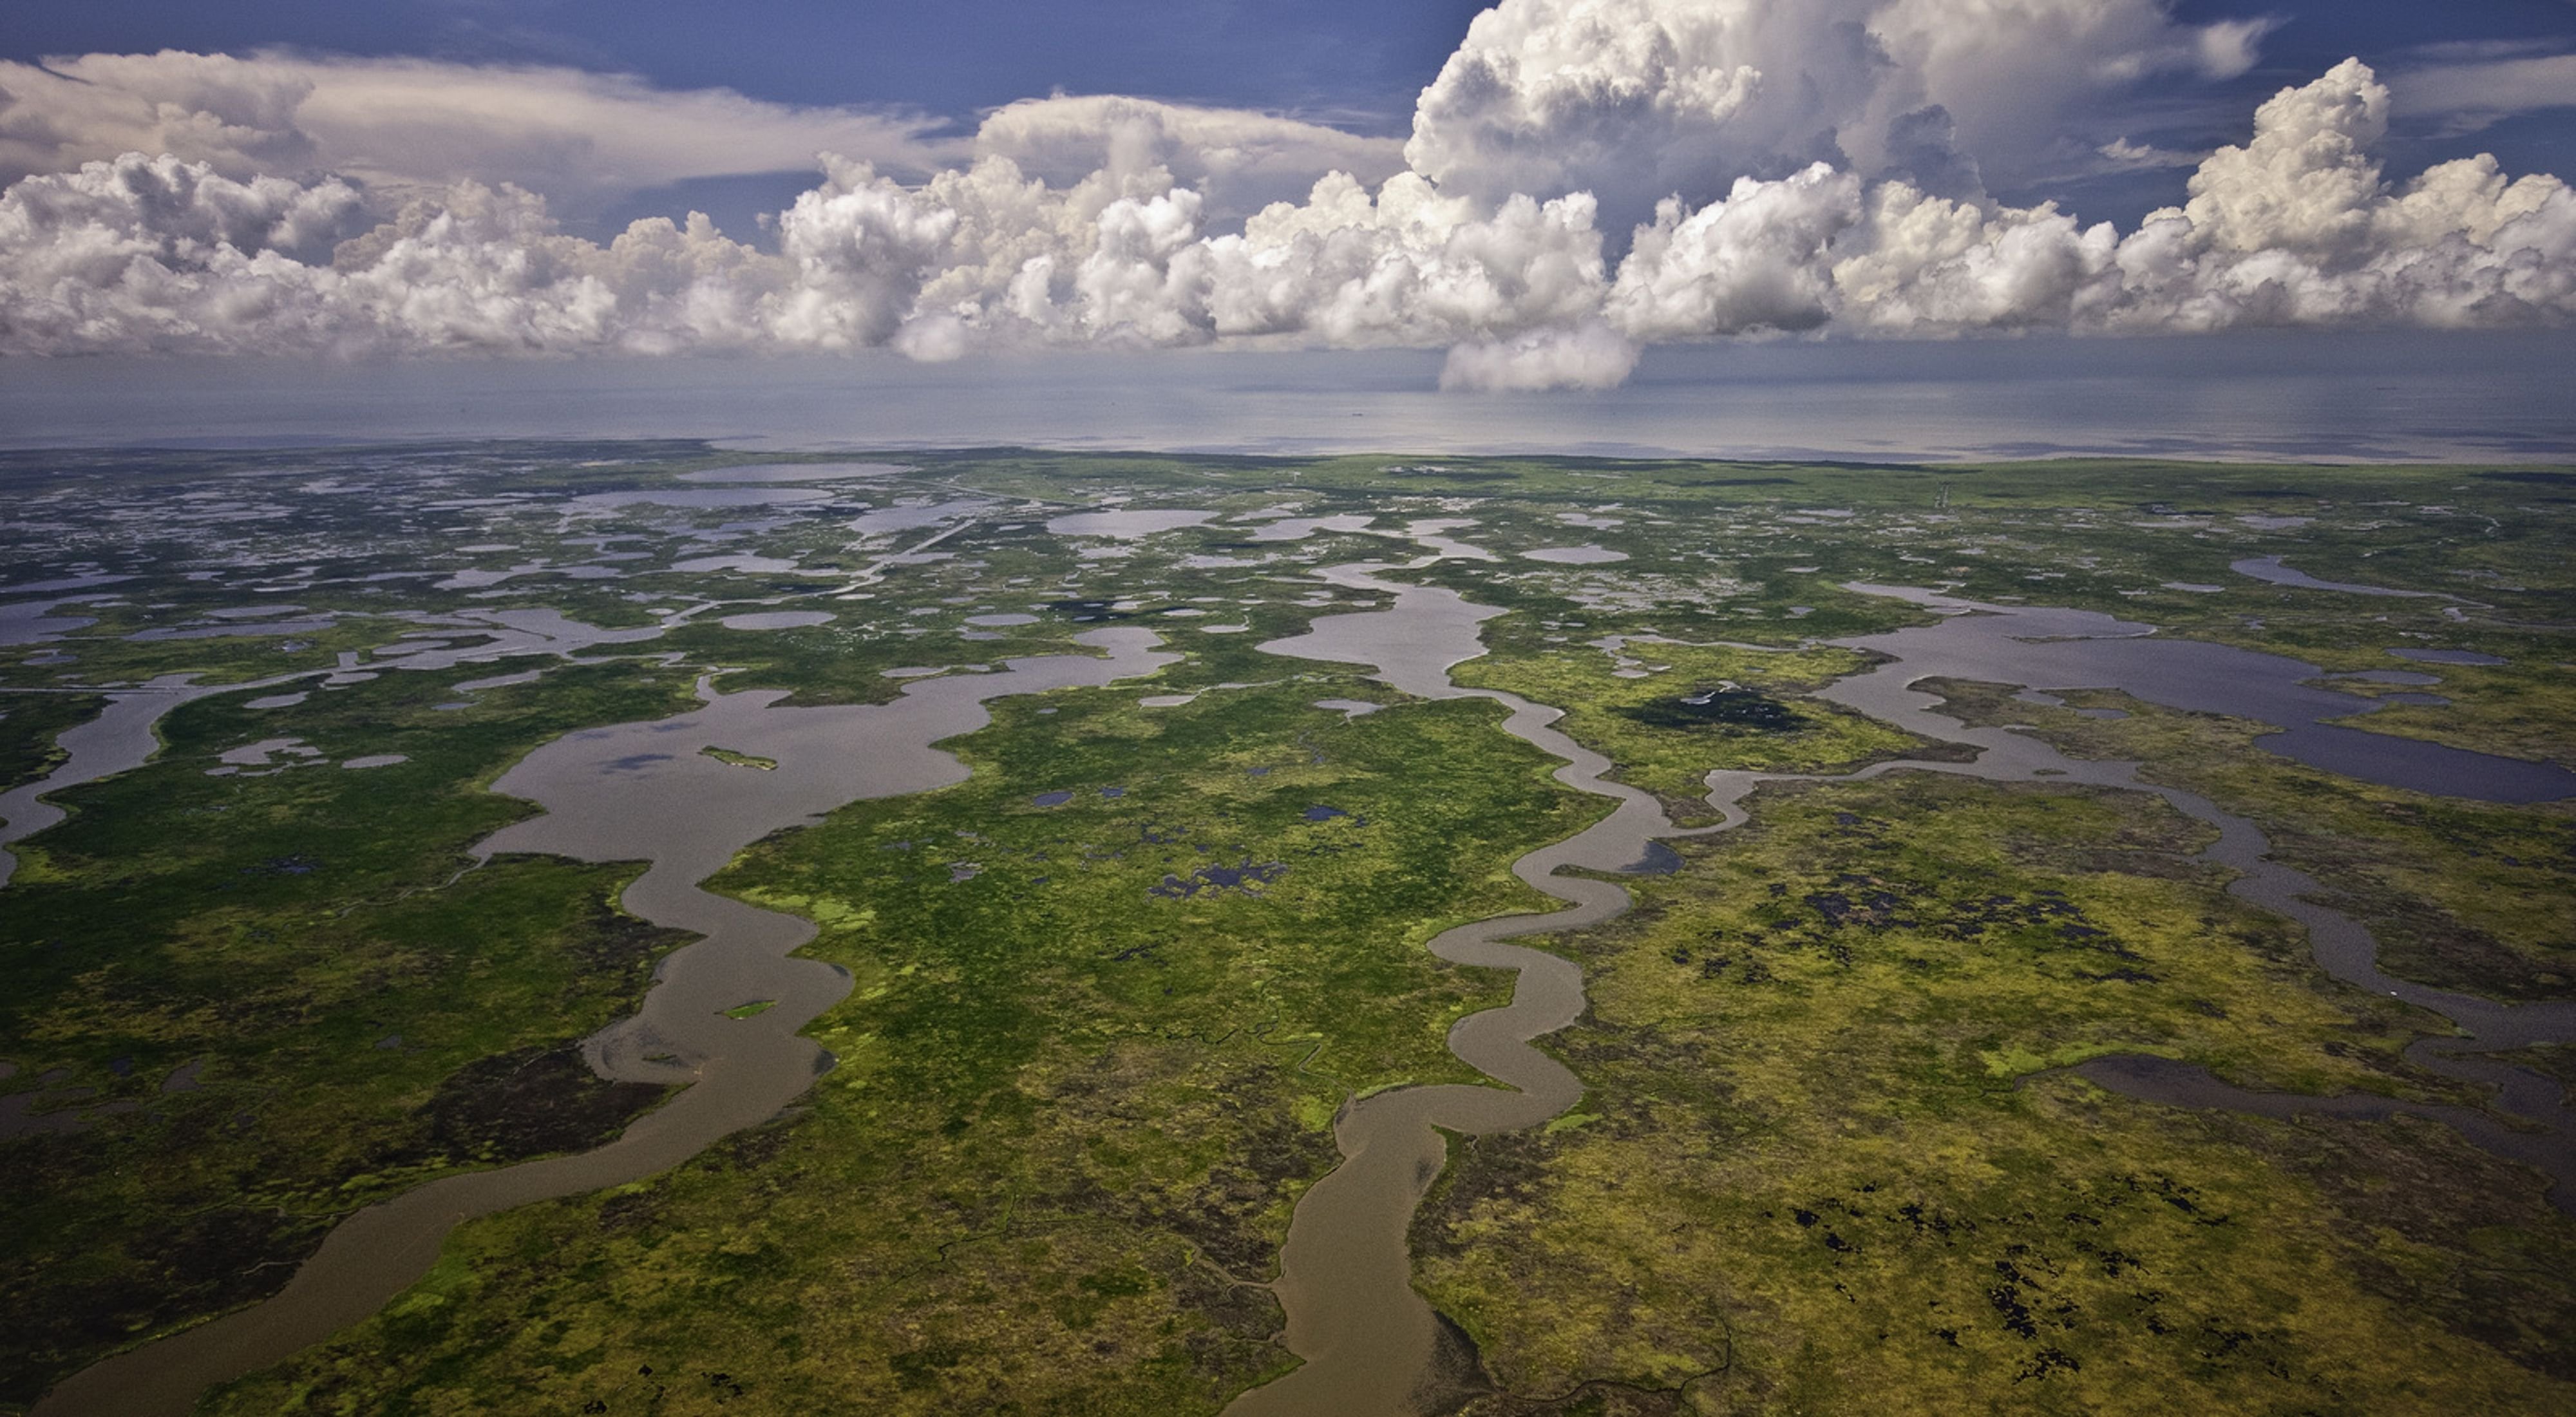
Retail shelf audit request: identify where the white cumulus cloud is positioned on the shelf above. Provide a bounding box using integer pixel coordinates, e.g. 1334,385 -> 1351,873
1440,321 -> 1640,390
1403,0 -> 2282,233
0,19 -> 2570,381
971,94 -> 1405,224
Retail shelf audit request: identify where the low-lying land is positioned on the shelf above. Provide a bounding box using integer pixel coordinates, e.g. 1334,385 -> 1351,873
1,446 -> 2567,1414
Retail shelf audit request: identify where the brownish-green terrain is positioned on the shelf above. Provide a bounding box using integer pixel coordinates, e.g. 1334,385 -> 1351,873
2,447 -> 2569,1414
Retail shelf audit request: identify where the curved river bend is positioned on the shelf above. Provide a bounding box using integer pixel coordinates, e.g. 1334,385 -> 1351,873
36,628 -> 1177,1417
1774,588 -> 2576,1207
1225,577 -> 2575,1414
28,574 -> 2573,1414
0,672 -> 320,888
1228,562 -> 1723,1416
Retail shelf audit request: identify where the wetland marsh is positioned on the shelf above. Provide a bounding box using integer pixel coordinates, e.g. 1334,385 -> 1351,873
3,447 -> 2570,1415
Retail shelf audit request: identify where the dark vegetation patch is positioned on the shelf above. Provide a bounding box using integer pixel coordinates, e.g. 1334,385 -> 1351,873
2199,1106 -> 2576,1381
1615,687 -> 1804,733
2477,470 -> 2576,486
1419,764 -> 2566,1410
2,1202 -> 336,1403
1920,677 -> 2576,1001
415,1045 -> 668,1165
12,445 -> 2572,1414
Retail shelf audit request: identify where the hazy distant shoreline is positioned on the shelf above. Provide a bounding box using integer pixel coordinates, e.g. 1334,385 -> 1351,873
5,330 -> 2573,463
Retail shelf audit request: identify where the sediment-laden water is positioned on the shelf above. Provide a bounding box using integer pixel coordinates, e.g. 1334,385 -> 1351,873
23,564 -> 2571,1414
33,629 -> 1176,1417
1229,563 -> 1723,1415
1226,577 -> 2573,1414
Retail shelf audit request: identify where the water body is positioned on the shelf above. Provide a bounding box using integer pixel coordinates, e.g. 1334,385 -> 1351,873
718,611 -> 835,631
849,499 -> 992,536
1045,508 -> 1218,539
1833,587 -> 2575,803
671,554 -> 806,575
1244,513 -> 1379,542
1519,545 -> 1628,565
1229,575 -> 2576,1411
1,672 -> 311,886
573,487 -> 837,509
15,333 -> 2575,462
679,462 -> 910,483
2231,555 -> 2438,598
35,629 -> 1178,1417
0,594 -> 117,645
1230,563 -> 1722,1416
1713,586 -> 2576,1204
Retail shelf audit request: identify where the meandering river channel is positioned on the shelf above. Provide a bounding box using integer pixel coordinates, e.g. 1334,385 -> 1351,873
33,629 -> 1177,1417
23,567 -> 2573,1416
1222,576 -> 2574,1413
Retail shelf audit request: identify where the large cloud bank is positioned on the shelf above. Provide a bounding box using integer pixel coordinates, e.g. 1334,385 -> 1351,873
2,1 -> 2571,386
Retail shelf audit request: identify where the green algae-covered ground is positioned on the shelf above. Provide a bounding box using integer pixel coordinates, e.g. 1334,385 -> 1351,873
2,446 -> 2570,1414
1414,774 -> 2572,1415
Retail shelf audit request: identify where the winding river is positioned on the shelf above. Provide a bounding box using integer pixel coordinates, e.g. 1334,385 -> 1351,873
0,672 -> 317,888
1228,561 -> 1727,1416
1224,576 -> 2575,1412
34,629 -> 1177,1417
1776,587 -> 2576,1207
22,564 -> 2574,1414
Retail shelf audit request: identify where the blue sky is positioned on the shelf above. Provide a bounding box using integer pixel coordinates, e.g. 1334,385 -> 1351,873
10,2 -> 2569,135
8,1 -> 2573,235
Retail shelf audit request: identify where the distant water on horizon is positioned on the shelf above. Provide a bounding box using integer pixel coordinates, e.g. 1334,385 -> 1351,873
5,330 -> 2571,463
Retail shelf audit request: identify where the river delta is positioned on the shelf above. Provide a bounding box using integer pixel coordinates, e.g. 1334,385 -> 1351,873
2,447 -> 2570,1414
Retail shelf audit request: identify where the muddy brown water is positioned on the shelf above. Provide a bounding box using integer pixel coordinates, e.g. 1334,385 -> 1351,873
1225,578 -> 2574,1414
1230,562 -> 1725,1416
28,573 -> 2573,1414
34,629 -> 1175,1417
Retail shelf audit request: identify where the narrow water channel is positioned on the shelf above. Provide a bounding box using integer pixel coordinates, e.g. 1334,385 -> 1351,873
1774,587 -> 2575,1206
1,672 -> 314,888
1227,576 -> 2574,1414
26,573 -> 2571,1415
1229,563 -> 1723,1416
35,629 -> 1177,1417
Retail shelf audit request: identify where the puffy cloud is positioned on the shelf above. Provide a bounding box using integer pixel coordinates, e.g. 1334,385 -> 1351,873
0,44 -> 2570,374
0,50 -> 954,216
1441,321 -> 1640,390
1608,164 -> 1862,339
1593,59 -> 2576,343
1403,0 -> 2280,232
971,94 -> 1405,223
770,158 -> 959,350
2097,61 -> 2576,331
1832,185 -> 2114,332
2174,57 -> 2391,260
0,151 -> 799,356
1199,178 -> 1614,345
896,168 -> 1616,354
